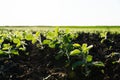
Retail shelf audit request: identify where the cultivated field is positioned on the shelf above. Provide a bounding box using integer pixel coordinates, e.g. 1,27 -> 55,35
0,26 -> 120,80
0,26 -> 120,32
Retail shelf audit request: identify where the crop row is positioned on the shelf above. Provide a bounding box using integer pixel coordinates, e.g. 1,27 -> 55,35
0,27 -> 120,80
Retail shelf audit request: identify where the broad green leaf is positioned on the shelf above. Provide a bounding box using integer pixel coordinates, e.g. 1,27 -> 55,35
73,43 -> 81,48
0,38 -> 4,44
70,49 -> 80,56
11,50 -> 19,55
2,44 -> 12,50
25,34 -> 33,40
112,61 -> 118,64
49,43 -> 55,48
16,43 -> 21,47
0,50 -> 4,55
43,40 -> 51,45
46,32 -> 55,40
81,43 -> 88,54
69,33 -> 76,39
32,38 -> 37,44
35,31 -> 40,37
86,55 -> 93,62
82,43 -> 87,49
13,38 -> 20,44
92,61 -> 104,67
2,34 -> 7,37
14,31 -> 23,40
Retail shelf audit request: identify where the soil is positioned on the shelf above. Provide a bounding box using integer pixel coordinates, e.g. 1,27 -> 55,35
0,32 -> 120,80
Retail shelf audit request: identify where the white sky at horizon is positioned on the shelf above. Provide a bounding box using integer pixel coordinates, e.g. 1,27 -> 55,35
0,0 -> 120,26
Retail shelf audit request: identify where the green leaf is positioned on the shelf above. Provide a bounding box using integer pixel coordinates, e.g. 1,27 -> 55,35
2,44 -> 12,50
2,34 -> 7,37
35,31 -> 40,37
86,55 -> 93,62
0,50 -> 4,55
0,38 -> 4,44
92,61 -> 104,67
81,44 -> 93,54
101,39 -> 105,43
100,32 -> 107,39
87,45 -> 93,50
32,38 -> 37,44
82,43 -> 87,50
70,49 -> 81,56
11,50 -> 19,55
14,31 -> 24,40
46,32 -> 55,40
81,44 -> 88,54
25,34 -> 33,40
16,43 -> 21,47
54,27 -> 59,36
19,47 -> 26,51
73,43 -> 81,48
43,40 -> 51,45
49,43 -> 55,48
13,38 -> 20,44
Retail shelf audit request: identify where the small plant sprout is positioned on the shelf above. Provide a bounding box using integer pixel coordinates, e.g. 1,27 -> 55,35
69,43 -> 104,76
100,32 -> 107,43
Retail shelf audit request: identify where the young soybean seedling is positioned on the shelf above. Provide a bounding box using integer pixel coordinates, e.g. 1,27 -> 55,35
100,32 -> 107,43
106,52 -> 120,64
70,43 -> 104,76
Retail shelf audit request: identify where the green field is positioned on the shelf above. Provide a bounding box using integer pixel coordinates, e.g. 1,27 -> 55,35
0,26 -> 120,33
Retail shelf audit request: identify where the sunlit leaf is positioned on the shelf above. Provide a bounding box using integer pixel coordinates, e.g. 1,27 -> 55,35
82,43 -> 87,49
43,40 -> 51,45
35,31 -> 40,37
46,32 -> 55,40
25,34 -> 33,40
11,50 -> 19,55
16,43 -> 21,47
2,44 -> 12,50
49,43 -> 55,48
0,38 -> 4,44
86,55 -> 93,62
32,38 -> 37,44
0,50 -> 4,55
87,45 -> 93,50
70,49 -> 81,56
13,38 -> 20,44
73,43 -> 81,48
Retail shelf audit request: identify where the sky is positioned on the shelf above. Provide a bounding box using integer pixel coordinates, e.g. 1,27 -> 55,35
0,0 -> 120,26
